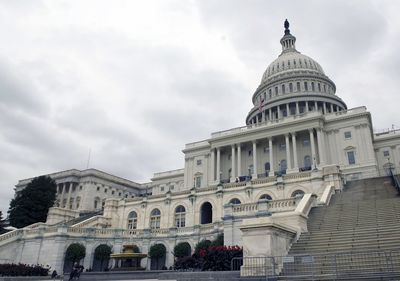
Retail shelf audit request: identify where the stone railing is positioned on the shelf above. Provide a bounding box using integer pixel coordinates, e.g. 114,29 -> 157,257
283,171 -> 312,181
225,198 -> 301,218
251,177 -> 277,185
0,229 -> 23,246
223,181 -> 247,189
71,215 -> 111,228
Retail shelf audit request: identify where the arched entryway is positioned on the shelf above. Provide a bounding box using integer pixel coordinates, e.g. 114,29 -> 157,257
149,243 -> 166,270
92,244 -> 112,272
200,202 -> 213,224
63,243 -> 86,273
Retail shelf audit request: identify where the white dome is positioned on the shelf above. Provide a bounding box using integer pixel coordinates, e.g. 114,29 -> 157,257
261,52 -> 326,84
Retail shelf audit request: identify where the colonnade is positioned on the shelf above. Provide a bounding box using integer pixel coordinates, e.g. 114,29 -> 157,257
210,128 -> 327,183
57,182 -> 78,209
249,101 -> 343,125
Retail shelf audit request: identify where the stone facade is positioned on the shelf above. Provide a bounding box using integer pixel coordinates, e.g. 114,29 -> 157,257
1,20 -> 400,274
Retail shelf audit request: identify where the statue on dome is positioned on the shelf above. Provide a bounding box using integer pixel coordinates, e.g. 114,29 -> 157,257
284,19 -> 290,35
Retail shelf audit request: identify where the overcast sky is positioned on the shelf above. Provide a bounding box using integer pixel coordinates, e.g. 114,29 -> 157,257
1,0 -> 399,216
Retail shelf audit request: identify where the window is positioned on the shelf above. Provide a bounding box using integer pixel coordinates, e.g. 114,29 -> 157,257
112,190 -> 115,195
291,190 -> 305,198
125,194 -> 128,198
296,82 -> 301,92
119,192 -> 122,196
279,143 -> 286,150
383,151 -> 390,157
161,186 -> 164,191
282,84 -> 285,94
275,86 -> 278,95
303,139 -> 310,147
127,211 -> 137,229
196,159 -> 202,165
195,176 -> 202,188
289,83 -> 293,92
323,84 -> 327,92
311,82 -> 315,91
104,189 -> 107,193
264,146 -> 269,153
259,194 -> 272,201
304,155 -> 311,169
264,162 -> 270,171
280,159 -> 287,171
344,131 -> 352,139
79,186 -> 82,191
170,185 -> 174,190
175,205 -> 186,228
347,151 -> 356,165
318,83 -> 321,91
248,150 -> 252,156
97,186 -> 100,191
269,89 -> 272,97
304,82 -> 308,91
229,198 -> 241,205
150,209 -> 161,229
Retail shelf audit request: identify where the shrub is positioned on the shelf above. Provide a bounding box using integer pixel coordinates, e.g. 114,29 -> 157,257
65,243 -> 86,264
0,263 -> 49,276
194,239 -> 211,256
149,244 -> 166,258
173,242 -> 191,258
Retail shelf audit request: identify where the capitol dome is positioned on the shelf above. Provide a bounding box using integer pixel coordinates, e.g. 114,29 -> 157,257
246,20 -> 347,125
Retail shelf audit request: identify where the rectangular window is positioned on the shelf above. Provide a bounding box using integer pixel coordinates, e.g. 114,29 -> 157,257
161,186 -> 164,191
304,82 -> 308,91
303,139 -> 310,147
112,190 -> 115,195
196,159 -> 202,165
347,151 -> 356,165
264,146 -> 269,153
344,131 -> 352,139
311,82 -> 315,91
383,150 -> 390,157
269,89 -> 272,97
318,83 -> 321,91
279,143 -> 286,151
282,84 -> 285,94
195,176 -> 202,188
289,83 -> 293,92
275,87 -> 278,95
297,82 -> 301,92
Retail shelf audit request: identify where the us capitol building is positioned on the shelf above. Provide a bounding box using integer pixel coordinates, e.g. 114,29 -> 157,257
1,20 -> 399,273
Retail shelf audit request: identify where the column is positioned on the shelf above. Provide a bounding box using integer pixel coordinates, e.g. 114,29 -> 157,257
323,102 -> 327,114
292,133 -> 298,171
237,144 -> 242,177
252,141 -> 258,179
262,110 -> 266,122
59,183 -> 65,208
66,183 -> 72,209
314,101 -> 318,111
277,106 -> 281,119
269,138 -> 275,176
305,101 -> 309,112
216,148 -> 221,182
286,103 -> 290,116
296,102 -> 299,115
268,109 -> 271,121
316,128 -> 326,165
231,145 -> 236,182
330,103 -> 334,113
210,149 -> 215,181
309,129 -> 316,169
285,134 -> 292,170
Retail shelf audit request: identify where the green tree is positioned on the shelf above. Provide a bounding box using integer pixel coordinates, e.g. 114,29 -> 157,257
0,211 -> 7,234
8,176 -> 57,228
173,242 -> 191,258
94,244 -> 112,271
65,243 -> 86,264
210,234 -> 224,247
194,239 -> 211,256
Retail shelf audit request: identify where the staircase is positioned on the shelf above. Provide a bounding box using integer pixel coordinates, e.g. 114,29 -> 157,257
65,211 -> 103,227
285,176 -> 400,278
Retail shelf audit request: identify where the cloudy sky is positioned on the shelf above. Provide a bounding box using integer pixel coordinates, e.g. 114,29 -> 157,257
1,0 -> 399,215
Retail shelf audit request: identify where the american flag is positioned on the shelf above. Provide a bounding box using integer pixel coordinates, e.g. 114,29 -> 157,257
258,97 -> 265,113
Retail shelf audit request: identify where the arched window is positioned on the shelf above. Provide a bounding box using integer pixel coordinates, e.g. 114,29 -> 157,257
150,208 -> 161,229
304,155 -> 311,169
289,83 -> 293,92
94,197 -> 100,209
291,190 -> 305,198
200,202 -> 213,224
229,198 -> 241,205
259,194 -> 273,201
311,82 -> 315,91
296,82 -> 301,92
304,81 -> 308,91
175,205 -> 186,228
127,211 -> 137,229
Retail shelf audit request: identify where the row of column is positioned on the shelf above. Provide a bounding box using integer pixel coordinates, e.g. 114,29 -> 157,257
250,101 -> 342,124
58,182 -> 76,209
210,128 -> 326,182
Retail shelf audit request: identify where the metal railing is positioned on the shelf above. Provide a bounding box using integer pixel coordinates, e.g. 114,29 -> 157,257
231,249 -> 400,280
388,169 -> 400,194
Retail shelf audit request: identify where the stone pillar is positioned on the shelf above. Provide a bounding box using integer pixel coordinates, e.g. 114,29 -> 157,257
305,101 -> 309,112
252,141 -> 258,179
231,145 -> 236,182
285,134 -> 292,170
216,148 -> 221,182
269,138 -> 274,176
316,128 -> 326,165
314,101 -> 318,111
269,109 -> 272,121
237,144 -> 242,177
262,110 -> 266,122
66,183 -> 72,209
330,103 -> 334,113
309,129 -> 316,169
277,106 -> 281,119
59,183 -> 66,208
210,148 -> 215,181
323,102 -> 327,114
286,103 -> 290,116
296,102 -> 299,115
292,133 -> 298,171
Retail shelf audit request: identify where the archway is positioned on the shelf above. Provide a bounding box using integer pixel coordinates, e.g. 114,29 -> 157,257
149,244 -> 166,270
63,243 -> 86,273
200,202 -> 213,224
92,244 -> 112,272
